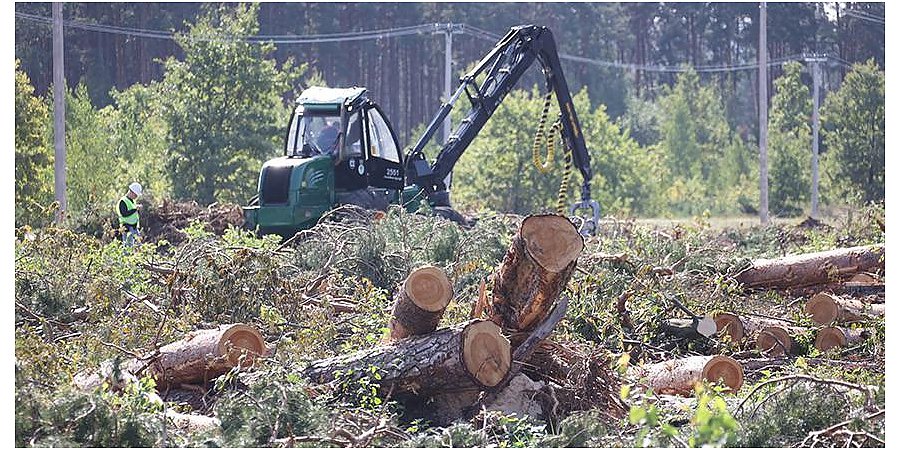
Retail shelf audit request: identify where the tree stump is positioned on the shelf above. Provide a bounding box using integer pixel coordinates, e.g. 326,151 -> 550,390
805,292 -> 884,325
304,320 -> 511,397
814,326 -> 870,352
388,266 -> 453,340
488,214 -> 583,332
735,245 -> 884,290
153,323 -> 266,389
631,355 -> 743,396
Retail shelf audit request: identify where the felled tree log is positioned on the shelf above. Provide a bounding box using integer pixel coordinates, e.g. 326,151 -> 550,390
805,292 -> 884,325
755,324 -> 803,356
734,245 -> 884,290
152,324 -> 266,389
388,266 -> 453,340
630,355 -> 744,396
714,312 -> 799,355
74,324 -> 265,391
815,326 -> 870,352
488,214 -> 583,332
661,317 -> 718,340
304,320 -> 511,396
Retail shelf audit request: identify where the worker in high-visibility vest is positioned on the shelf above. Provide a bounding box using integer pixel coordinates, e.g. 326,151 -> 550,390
117,182 -> 143,247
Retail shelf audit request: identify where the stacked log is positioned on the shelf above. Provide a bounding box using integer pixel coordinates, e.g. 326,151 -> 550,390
735,245 -> 884,290
805,292 -> 884,325
388,266 -> 453,340
631,355 -> 744,396
488,214 -> 584,332
304,319 -> 511,396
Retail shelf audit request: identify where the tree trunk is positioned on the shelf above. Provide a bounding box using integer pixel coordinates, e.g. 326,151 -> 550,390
805,292 -> 884,325
388,266 -> 453,340
74,323 -> 265,391
714,312 -> 801,355
630,355 -> 744,396
734,245 -> 884,290
152,324 -> 266,389
814,326 -> 870,352
488,214 -> 583,332
304,320 -> 511,396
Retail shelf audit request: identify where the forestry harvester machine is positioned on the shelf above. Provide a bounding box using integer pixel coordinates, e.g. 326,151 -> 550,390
243,25 -> 600,237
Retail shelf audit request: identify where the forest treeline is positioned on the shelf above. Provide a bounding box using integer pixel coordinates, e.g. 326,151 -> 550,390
14,3 -> 884,228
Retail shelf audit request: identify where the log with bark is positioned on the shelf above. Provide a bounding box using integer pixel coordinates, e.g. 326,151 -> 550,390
755,324 -> 803,356
814,326 -> 870,352
304,319 -> 511,397
713,312 -> 800,355
74,323 -> 266,391
734,245 -> 884,290
805,292 -> 885,325
152,323 -> 266,389
630,355 -> 744,396
388,266 -> 453,340
488,214 -> 584,332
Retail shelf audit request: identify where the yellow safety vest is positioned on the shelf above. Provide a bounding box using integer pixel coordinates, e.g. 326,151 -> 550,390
118,195 -> 139,226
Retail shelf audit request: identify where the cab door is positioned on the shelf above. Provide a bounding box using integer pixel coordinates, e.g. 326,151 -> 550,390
363,106 -> 404,190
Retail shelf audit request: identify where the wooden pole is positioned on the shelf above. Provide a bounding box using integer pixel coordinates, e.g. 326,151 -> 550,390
52,2 -> 67,221
758,1 -> 769,225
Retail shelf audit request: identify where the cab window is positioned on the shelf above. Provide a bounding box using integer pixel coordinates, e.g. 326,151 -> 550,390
366,108 -> 400,163
285,112 -> 341,157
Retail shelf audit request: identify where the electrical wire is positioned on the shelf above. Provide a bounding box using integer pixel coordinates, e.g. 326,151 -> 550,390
15,11 -> 850,74
843,10 -> 885,25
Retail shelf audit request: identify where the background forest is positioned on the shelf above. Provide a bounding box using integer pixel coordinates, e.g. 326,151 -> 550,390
14,2 -> 885,227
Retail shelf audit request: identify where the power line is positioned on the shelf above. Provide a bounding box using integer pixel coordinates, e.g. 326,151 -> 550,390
14,11 -> 839,75
15,12 -> 444,43
843,10 -> 885,25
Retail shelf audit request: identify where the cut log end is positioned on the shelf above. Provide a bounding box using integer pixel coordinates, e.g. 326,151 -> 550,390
703,355 -> 744,392
850,273 -> 878,283
405,266 -> 453,312
521,215 -> 584,272
714,313 -> 745,342
462,321 -> 511,388
219,324 -> 266,366
756,326 -> 792,356
815,327 -> 846,352
805,293 -> 839,325
696,316 -> 717,338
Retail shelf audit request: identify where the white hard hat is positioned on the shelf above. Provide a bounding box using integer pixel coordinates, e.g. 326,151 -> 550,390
129,182 -> 143,196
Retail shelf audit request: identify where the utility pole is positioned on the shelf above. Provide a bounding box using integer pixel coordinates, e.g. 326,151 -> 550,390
806,55 -> 826,220
758,2 -> 769,225
443,23 -> 453,145
53,2 -> 67,222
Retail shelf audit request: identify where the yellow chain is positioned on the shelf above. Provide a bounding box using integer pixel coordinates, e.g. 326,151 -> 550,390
532,91 -> 572,215
556,124 -> 572,215
532,92 -> 556,174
